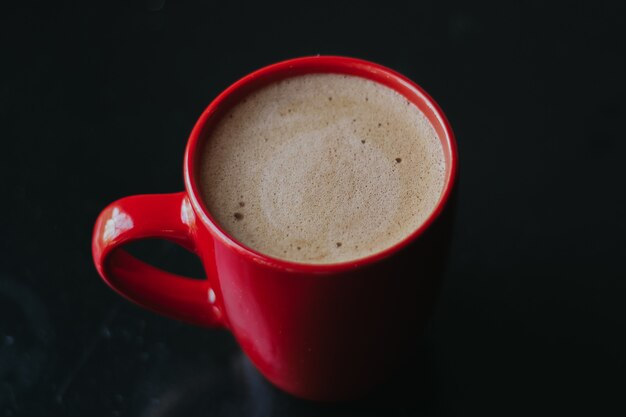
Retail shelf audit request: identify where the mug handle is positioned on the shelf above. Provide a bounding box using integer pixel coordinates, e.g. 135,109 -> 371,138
92,192 -> 224,327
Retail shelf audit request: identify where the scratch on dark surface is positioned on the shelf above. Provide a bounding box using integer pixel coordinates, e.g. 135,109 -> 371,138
55,304 -> 120,404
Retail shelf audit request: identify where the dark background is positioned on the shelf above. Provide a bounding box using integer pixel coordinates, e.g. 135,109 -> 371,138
1,1 -> 624,416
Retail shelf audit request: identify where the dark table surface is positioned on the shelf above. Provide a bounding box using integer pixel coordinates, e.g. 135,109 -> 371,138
1,1 -> 625,416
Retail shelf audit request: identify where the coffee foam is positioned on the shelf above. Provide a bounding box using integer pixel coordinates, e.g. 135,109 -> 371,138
199,74 -> 446,264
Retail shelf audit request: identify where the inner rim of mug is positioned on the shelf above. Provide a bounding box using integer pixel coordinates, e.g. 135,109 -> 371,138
184,56 -> 457,272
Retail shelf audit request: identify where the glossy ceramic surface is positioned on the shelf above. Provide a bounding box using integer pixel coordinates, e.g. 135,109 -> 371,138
92,56 -> 458,401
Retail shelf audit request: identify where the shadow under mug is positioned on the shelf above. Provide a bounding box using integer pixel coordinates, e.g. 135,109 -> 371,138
92,56 -> 458,402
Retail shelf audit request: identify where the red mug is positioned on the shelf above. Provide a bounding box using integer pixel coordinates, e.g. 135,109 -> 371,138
92,56 -> 458,401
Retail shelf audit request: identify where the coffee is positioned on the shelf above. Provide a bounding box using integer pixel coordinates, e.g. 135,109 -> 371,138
199,74 -> 445,264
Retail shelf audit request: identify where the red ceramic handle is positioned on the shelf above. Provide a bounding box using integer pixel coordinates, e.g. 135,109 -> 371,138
92,192 -> 223,327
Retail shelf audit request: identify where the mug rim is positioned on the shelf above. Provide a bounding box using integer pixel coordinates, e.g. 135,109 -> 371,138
184,55 -> 458,273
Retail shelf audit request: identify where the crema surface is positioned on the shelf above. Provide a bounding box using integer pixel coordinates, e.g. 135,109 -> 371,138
199,74 -> 445,264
